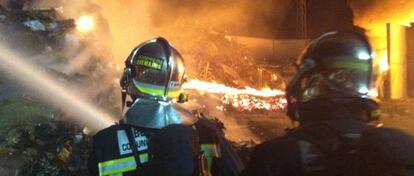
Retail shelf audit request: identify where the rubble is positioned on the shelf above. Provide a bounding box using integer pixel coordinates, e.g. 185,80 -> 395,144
0,2 -> 118,175
156,21 -> 284,89
0,6 -> 76,55
0,119 -> 91,176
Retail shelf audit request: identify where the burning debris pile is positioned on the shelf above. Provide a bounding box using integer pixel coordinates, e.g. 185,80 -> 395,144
162,23 -> 288,113
0,0 -> 121,117
220,94 -> 286,112
183,80 -> 287,113
0,2 -> 118,173
156,21 -> 266,88
0,7 -> 66,54
0,119 -> 90,175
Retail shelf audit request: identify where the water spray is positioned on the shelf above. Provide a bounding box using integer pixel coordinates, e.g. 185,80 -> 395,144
0,43 -> 115,131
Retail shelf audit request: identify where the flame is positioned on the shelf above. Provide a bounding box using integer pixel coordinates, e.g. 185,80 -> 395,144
351,1 -> 414,98
182,79 -> 285,97
351,1 -> 414,73
220,94 -> 287,112
183,79 -> 287,112
76,15 -> 95,32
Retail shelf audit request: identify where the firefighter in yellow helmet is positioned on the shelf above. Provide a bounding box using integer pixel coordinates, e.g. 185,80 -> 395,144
89,37 -> 243,176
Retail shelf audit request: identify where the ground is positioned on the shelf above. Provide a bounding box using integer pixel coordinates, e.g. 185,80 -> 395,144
1,92 -> 414,175
213,98 -> 414,143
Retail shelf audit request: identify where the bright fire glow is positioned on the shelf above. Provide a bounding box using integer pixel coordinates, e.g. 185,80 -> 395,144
379,53 -> 389,72
220,94 -> 287,112
183,79 -> 287,112
76,16 -> 95,32
183,79 -> 285,97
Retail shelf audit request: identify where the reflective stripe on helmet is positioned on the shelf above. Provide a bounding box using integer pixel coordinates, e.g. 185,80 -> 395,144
136,83 -> 164,96
331,61 -> 369,72
134,81 -> 181,98
98,156 -> 136,175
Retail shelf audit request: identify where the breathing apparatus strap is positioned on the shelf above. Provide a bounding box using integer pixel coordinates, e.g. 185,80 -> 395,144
120,122 -> 144,175
121,91 -> 127,112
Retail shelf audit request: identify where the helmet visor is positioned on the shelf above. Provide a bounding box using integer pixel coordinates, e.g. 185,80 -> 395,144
301,55 -> 374,102
324,56 -> 372,96
133,55 -> 167,86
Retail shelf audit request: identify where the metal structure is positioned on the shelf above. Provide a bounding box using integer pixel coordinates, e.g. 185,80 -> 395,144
296,0 -> 307,39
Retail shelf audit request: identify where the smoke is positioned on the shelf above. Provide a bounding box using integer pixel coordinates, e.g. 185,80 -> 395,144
0,41 -> 115,131
40,0 -> 293,65
351,0 -> 414,25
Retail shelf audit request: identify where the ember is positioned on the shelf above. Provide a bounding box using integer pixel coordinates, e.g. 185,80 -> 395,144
183,79 -> 287,112
183,80 -> 285,97
220,94 -> 287,112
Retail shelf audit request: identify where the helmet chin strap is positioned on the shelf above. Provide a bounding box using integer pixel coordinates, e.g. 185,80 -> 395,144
120,67 -> 132,113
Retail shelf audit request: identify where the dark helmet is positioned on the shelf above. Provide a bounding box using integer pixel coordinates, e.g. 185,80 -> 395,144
286,31 -> 379,122
120,37 -> 197,128
120,37 -> 186,102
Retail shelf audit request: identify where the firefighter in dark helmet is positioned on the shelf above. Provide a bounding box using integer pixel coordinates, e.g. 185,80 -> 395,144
89,37 -> 243,176
242,31 -> 414,176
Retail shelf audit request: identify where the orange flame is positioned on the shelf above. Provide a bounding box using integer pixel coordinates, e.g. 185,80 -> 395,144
183,79 -> 287,112
182,79 -> 285,97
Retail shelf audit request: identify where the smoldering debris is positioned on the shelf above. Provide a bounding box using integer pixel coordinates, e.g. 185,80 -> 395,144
0,119 -> 91,175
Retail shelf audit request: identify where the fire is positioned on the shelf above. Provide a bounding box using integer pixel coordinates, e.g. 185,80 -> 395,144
182,79 -> 285,97
350,1 -> 414,99
220,94 -> 287,112
76,15 -> 95,32
183,79 -> 287,112
351,1 -> 414,73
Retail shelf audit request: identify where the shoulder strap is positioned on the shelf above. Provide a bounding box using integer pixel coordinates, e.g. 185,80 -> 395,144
289,123 -> 361,175
120,122 -> 144,175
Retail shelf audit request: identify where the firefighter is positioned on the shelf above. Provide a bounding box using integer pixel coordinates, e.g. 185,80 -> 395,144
242,31 -> 414,176
89,37 -> 243,176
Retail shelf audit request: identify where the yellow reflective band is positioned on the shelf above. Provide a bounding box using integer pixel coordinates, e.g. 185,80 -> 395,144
139,153 -> 149,163
98,156 -> 137,176
201,144 -> 221,176
200,144 -> 221,157
370,109 -> 381,120
136,84 -> 181,98
110,173 -> 122,176
167,90 -> 181,98
332,61 -> 369,72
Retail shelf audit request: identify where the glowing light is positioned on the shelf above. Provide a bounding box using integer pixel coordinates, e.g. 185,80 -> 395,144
76,16 -> 95,32
401,22 -> 412,27
220,94 -> 287,112
183,79 -> 287,112
358,86 -> 369,94
182,79 -> 285,97
369,88 -> 379,98
379,53 -> 389,71
357,51 -> 371,60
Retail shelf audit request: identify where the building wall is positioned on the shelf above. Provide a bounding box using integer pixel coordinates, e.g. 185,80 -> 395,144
407,26 -> 414,97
